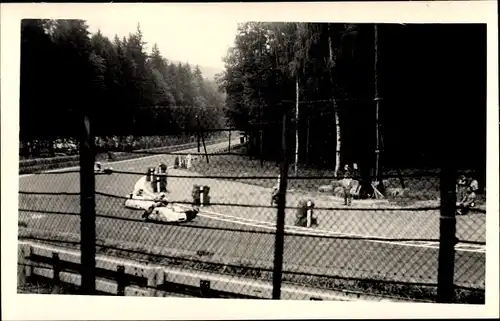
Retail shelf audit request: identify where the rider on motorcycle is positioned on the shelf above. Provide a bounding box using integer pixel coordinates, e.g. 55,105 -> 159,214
141,192 -> 168,219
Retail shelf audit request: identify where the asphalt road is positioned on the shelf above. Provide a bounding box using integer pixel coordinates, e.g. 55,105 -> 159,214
18,140 -> 485,290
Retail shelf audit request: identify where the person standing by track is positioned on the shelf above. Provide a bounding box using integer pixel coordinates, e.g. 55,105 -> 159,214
340,164 -> 354,206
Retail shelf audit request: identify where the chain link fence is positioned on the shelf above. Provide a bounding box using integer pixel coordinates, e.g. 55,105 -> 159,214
18,115 -> 486,303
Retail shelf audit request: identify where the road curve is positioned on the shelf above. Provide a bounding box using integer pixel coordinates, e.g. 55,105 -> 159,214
18,140 -> 485,291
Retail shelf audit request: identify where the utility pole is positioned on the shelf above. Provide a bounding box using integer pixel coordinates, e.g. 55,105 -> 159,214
272,109 -> 289,299
80,113 -> 96,295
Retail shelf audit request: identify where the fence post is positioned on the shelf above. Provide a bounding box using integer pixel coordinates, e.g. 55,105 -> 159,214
437,162 -> 457,303
196,115 -> 209,164
147,268 -> 164,297
272,109 -> 289,300
52,253 -> 61,294
17,243 -> 31,287
116,265 -> 125,296
80,114 -> 96,295
200,279 -> 211,298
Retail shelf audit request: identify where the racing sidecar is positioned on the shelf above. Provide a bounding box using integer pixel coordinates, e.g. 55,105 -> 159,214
94,162 -> 113,175
142,203 -> 198,223
124,189 -> 198,223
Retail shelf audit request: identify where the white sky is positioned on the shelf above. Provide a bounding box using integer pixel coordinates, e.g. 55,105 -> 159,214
86,11 -> 239,70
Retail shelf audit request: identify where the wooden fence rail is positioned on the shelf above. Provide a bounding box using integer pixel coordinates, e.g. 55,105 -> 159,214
18,241 -> 402,301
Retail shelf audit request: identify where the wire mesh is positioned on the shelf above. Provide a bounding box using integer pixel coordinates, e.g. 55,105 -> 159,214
91,136 -> 278,298
279,171 -> 485,302
16,19 -> 487,302
17,129 -> 486,302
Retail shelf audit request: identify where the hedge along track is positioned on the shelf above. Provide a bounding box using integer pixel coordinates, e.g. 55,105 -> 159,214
19,138 -> 231,176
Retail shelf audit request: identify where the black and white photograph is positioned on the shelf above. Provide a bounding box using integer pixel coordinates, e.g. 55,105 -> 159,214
2,2 -> 498,320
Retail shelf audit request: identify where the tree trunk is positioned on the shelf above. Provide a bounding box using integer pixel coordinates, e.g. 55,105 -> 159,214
49,138 -> 55,157
334,101 -> 341,177
294,76 -> 299,176
374,23 -> 384,195
260,129 -> 264,167
328,25 -> 342,177
305,116 -> 310,164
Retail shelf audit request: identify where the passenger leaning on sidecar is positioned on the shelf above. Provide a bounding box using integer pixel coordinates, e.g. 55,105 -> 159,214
142,192 -> 168,219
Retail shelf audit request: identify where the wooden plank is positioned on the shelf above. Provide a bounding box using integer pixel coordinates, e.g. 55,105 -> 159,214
147,268 -> 164,297
21,241 -> 404,301
17,243 -> 31,286
95,256 -> 150,279
30,243 -> 81,264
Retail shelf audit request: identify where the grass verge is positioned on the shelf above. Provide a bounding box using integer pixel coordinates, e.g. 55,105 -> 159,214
18,277 -> 84,295
187,146 -> 486,208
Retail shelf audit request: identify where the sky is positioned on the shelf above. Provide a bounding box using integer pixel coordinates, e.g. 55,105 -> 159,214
86,13 -> 239,71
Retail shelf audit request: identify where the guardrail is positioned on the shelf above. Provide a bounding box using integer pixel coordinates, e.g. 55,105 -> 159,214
18,241 -> 402,301
19,138 -> 230,174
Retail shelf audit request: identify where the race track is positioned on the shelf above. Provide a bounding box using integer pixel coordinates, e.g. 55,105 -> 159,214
18,140 -> 485,290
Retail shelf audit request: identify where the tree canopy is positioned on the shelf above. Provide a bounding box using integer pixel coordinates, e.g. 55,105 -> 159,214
20,19 -> 227,142
217,22 -> 486,173
20,20 -> 486,176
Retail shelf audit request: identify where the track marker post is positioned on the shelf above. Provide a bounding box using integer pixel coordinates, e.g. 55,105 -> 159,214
200,186 -> 205,207
306,208 -> 312,228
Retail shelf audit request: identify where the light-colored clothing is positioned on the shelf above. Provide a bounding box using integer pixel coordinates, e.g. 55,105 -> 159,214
459,191 -> 476,207
456,191 -> 476,215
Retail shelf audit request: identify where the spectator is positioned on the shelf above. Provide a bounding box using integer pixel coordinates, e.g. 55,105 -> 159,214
456,175 -> 468,200
157,163 -> 168,192
352,163 -> 360,180
339,164 -> 354,206
456,183 -> 477,215
470,179 -> 479,192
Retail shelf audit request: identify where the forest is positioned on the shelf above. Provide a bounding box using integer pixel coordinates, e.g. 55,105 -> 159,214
20,19 -> 227,155
217,22 -> 486,180
20,20 -> 486,182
